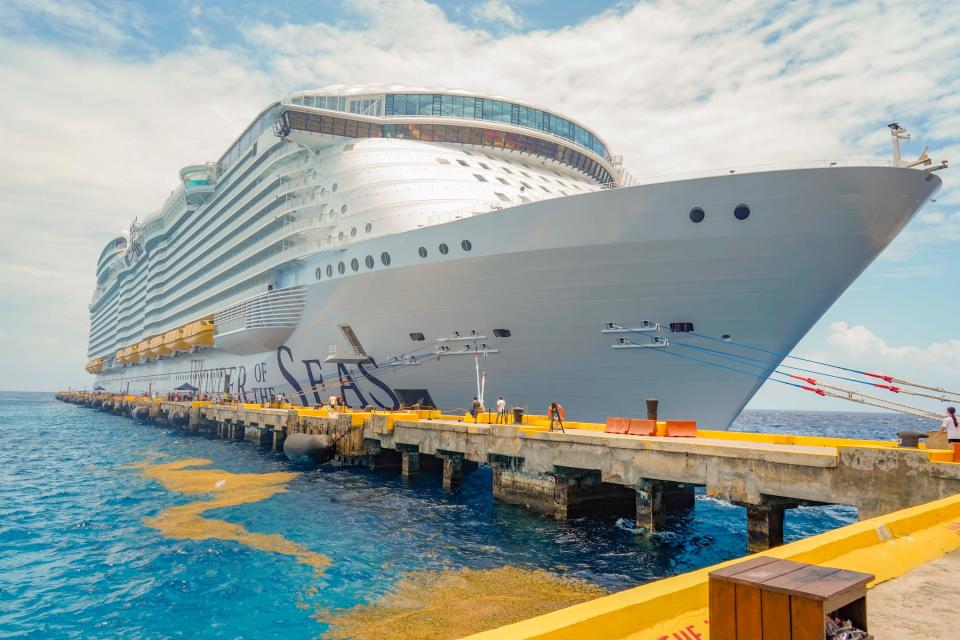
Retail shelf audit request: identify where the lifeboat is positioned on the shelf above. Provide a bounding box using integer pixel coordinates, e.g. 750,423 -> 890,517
184,316 -> 215,348
138,339 -> 155,361
84,358 -> 104,374
115,349 -> 125,365
150,334 -> 168,358
128,343 -> 142,364
165,327 -> 189,353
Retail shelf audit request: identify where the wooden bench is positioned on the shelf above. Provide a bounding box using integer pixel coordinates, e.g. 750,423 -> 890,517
709,556 -> 873,639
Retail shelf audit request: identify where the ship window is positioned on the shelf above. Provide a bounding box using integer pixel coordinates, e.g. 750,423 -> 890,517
365,223 -> 372,233
350,258 -> 359,272
520,171 -> 531,178
410,332 -> 425,341
669,322 -> 695,333
461,240 -> 472,251
494,192 -> 510,202
540,185 -> 551,193
329,208 -> 336,217
496,177 -> 509,185
338,261 -> 345,274
689,207 -> 705,223
502,167 -> 513,174
365,255 -> 374,269
341,204 -> 348,214
418,246 -> 428,258
381,251 -> 391,266
315,267 -> 322,280
436,158 -> 450,164
351,227 -> 357,237
439,243 -> 449,255
457,159 -> 469,167
332,182 -> 338,192
734,204 -> 750,220
338,231 -> 345,240
493,328 -> 511,337
326,265 -> 333,277
520,181 -> 532,189
473,174 -> 488,182
479,162 -> 490,169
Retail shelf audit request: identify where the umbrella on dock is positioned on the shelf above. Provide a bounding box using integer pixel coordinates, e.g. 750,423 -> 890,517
175,383 -> 199,392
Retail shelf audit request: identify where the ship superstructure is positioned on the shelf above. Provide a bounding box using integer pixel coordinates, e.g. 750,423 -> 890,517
86,85 -> 943,426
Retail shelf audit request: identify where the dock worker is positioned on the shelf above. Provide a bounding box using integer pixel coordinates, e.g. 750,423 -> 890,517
496,396 -> 506,424
548,402 -> 565,432
470,397 -> 482,422
940,407 -> 960,462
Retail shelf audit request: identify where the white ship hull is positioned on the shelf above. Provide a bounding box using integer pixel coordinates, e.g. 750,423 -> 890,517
94,165 -> 940,427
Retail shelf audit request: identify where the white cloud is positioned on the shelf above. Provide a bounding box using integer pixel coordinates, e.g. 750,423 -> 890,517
2,0 -> 143,45
470,0 -> 524,29
2,0 -> 959,393
823,322 -> 960,378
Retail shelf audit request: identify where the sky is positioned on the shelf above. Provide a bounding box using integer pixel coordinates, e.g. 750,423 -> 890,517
0,0 -> 957,415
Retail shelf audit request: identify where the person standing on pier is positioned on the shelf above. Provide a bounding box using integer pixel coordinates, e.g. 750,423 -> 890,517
496,396 -> 507,423
940,407 -> 960,462
548,402 -> 565,432
470,397 -> 482,422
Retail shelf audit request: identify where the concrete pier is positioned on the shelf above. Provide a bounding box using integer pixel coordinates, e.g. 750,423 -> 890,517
55,392 -> 960,552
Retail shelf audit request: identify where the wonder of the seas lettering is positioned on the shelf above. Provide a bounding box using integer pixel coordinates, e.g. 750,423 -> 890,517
276,346 -> 400,410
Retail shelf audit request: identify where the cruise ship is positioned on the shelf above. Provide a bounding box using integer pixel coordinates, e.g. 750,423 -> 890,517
85,85 -> 944,427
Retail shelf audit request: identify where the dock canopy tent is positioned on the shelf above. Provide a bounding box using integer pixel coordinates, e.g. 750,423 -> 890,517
93,385 -> 105,391
174,383 -> 199,392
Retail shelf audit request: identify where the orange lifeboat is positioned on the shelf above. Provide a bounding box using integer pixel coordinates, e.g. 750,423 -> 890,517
184,316 -> 215,348
165,327 -> 189,353
139,339 -> 155,361
150,334 -> 169,358
84,358 -> 104,374
128,344 -> 142,364
115,349 -> 126,365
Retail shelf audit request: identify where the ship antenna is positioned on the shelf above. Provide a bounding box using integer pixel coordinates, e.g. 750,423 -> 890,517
888,122 -> 909,166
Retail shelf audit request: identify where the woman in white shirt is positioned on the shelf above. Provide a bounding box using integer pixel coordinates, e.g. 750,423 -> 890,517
940,407 -> 960,462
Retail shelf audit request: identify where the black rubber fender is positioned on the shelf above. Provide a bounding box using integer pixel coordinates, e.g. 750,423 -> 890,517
283,432 -> 335,464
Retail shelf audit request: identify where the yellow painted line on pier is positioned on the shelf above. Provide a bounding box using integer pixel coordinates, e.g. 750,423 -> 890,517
464,493 -> 960,640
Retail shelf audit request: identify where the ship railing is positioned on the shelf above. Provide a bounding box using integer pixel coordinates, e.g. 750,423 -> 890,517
623,159 -> 896,188
138,215 -> 330,318
213,286 -> 308,334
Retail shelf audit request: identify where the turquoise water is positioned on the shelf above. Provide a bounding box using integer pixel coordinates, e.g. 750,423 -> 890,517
0,393 -> 931,639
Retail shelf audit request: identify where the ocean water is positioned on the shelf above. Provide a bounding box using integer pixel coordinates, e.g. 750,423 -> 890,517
0,393 -> 932,639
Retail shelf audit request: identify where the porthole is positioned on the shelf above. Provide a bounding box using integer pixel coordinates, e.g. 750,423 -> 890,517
337,261 -> 345,275
689,207 -> 705,223
350,258 -> 359,272
326,265 -> 333,277
338,231 -> 344,241
380,252 -> 391,266
315,267 -> 322,280
365,255 -> 374,269
350,227 -> 357,237
722,334 -> 733,342
365,223 -> 372,233
331,182 -> 338,192
409,332 -> 425,341
439,243 -> 449,255
461,239 -> 472,251
341,204 -> 348,214
329,209 -> 335,217
418,247 -> 428,258
734,204 -> 750,220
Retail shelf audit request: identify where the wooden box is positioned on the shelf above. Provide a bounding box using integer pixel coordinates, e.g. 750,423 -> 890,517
708,556 -> 873,639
